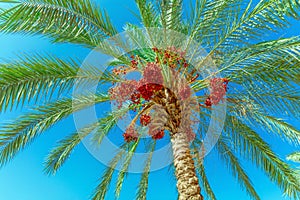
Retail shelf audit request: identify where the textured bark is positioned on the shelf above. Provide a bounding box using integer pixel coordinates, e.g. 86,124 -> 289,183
152,87 -> 203,199
171,132 -> 203,200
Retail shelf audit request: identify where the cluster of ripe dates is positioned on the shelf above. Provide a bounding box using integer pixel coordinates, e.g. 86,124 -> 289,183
109,47 -> 228,142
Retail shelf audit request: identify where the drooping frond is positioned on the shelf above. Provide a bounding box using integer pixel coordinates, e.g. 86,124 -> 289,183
228,99 -> 300,146
45,101 -> 136,175
224,116 -> 300,199
254,115 -> 300,145
0,54 -> 119,111
91,143 -> 128,200
115,140 -> 140,198
0,0 -> 117,48
193,145 -> 217,200
228,86 -> 300,118
287,152 -> 300,163
44,121 -> 99,175
0,93 -> 109,166
217,138 -> 260,200
91,102 -> 135,144
136,141 -> 156,200
196,164 -> 217,200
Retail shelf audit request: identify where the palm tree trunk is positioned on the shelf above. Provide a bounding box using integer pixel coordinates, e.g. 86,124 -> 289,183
152,87 -> 203,199
171,132 -> 204,200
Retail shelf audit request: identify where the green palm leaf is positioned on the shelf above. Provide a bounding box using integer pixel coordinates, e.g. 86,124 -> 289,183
224,116 -> 300,199
91,143 -> 128,200
217,138 -> 260,200
135,0 -> 160,28
228,98 -> 300,145
222,37 -> 300,83
228,86 -> 300,118
44,121 -> 99,175
0,0 -> 117,48
212,0 -> 299,48
0,54 -> 119,111
0,93 -> 109,166
159,0 -> 183,30
136,141 -> 156,200
193,144 -> 217,200
254,115 -> 300,145
44,101 -> 134,175
189,0 -> 244,44
115,139 -> 140,198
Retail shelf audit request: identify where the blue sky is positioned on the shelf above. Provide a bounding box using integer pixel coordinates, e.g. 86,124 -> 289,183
0,0 -> 299,200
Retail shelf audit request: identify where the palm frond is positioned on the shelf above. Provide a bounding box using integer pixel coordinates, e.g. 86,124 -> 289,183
193,145 -> 217,200
115,140 -> 140,198
45,101 -> 136,175
91,143 -> 127,200
91,102 -> 135,144
215,0 -> 299,47
217,138 -> 260,200
159,0 -> 183,31
227,86 -> 300,119
136,141 -> 156,200
228,97 -> 300,146
234,60 -> 300,87
191,0 -> 300,63
44,121 -> 99,175
255,115 -> 300,146
224,116 -> 300,199
0,0 -> 117,48
225,39 -> 300,86
186,0 -> 207,39
197,164 -> 216,200
225,36 -> 300,63
123,24 -> 154,60
135,0 -> 160,27
0,54 -> 119,111
188,0 -> 244,45
0,93 -> 109,166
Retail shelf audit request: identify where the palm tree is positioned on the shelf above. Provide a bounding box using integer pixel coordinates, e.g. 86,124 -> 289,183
0,0 -> 300,199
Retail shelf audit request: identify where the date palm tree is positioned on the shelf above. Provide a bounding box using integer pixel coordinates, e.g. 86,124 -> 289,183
0,0 -> 300,199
